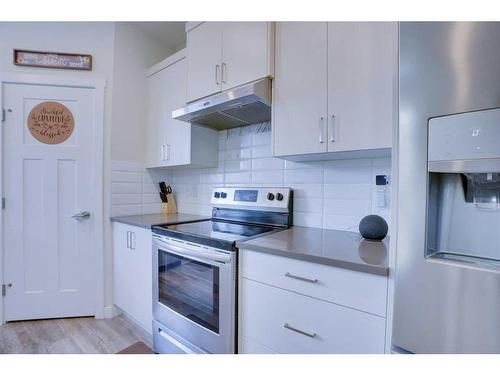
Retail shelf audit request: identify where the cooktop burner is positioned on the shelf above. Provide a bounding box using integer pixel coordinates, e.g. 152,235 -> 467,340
153,187 -> 293,251
152,219 -> 278,251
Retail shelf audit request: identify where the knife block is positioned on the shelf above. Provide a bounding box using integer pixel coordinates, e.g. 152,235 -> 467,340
161,195 -> 177,214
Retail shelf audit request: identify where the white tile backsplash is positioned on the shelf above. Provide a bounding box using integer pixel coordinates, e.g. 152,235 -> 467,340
110,160 -> 165,217
111,123 -> 392,231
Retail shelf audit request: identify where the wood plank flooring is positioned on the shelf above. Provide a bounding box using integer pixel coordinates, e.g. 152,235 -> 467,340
0,315 -> 152,354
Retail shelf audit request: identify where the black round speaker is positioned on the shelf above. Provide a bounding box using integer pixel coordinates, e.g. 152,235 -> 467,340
359,215 -> 388,241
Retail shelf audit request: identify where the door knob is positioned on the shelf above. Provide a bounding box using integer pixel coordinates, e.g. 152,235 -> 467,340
71,211 -> 91,220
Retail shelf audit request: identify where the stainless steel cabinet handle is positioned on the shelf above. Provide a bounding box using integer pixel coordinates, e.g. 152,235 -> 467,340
319,116 -> 325,143
329,114 -> 336,142
285,272 -> 318,283
215,64 -> 221,85
284,323 -> 317,338
126,231 -> 130,249
161,144 -> 170,162
130,231 -> 135,250
71,211 -> 91,220
221,62 -> 227,84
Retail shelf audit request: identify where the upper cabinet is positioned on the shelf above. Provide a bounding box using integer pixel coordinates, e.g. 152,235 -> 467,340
145,50 -> 218,169
327,22 -> 396,153
186,22 -> 223,102
186,22 -> 274,103
273,22 -> 328,157
273,22 -> 397,160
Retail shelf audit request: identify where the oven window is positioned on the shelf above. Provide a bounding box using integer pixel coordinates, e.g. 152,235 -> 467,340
158,250 -> 220,334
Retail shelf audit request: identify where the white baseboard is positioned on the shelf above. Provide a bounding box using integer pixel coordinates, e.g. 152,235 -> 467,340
103,305 -> 119,319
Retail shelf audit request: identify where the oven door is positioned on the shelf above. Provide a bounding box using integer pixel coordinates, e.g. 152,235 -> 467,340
152,235 -> 236,354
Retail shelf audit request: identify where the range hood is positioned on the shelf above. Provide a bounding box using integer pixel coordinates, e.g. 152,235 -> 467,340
172,78 -> 271,130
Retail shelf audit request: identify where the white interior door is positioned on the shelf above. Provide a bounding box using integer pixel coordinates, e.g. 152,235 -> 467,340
2,82 -> 98,321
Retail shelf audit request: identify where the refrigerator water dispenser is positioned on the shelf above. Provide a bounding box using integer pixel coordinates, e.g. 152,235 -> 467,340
426,108 -> 500,269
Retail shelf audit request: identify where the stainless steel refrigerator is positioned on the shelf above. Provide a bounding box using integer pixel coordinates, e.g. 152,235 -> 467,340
393,22 -> 500,353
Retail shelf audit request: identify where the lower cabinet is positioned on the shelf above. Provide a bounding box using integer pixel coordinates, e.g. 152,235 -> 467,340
239,249 -> 387,354
112,222 -> 152,334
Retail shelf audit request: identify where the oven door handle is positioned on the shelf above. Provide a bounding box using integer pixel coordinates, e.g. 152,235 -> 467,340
155,237 -> 232,264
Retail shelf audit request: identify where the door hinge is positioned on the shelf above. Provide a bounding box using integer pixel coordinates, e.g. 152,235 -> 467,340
2,284 -> 12,297
1,198 -> 5,210
2,108 -> 12,122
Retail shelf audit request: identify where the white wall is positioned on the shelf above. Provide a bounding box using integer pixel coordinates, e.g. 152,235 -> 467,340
0,22 -> 173,318
111,22 -> 174,163
107,23 -> 172,317
0,21 -> 116,319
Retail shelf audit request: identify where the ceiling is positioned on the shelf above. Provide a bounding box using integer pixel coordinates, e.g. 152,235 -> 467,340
132,22 -> 186,51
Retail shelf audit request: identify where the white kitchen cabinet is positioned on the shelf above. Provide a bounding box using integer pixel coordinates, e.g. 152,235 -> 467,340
240,249 -> 387,317
113,222 -> 152,334
186,22 -> 274,102
186,22 -> 223,102
145,50 -> 218,169
272,22 -> 397,160
241,337 -> 277,354
240,278 -> 386,354
327,22 -> 396,152
238,249 -> 387,354
273,22 -> 328,156
221,22 -> 274,91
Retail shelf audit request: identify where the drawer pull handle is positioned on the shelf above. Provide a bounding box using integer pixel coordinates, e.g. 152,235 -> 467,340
285,272 -> 318,283
284,323 -> 316,338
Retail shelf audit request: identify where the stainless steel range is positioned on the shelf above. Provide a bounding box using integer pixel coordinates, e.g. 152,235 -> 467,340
152,187 -> 293,354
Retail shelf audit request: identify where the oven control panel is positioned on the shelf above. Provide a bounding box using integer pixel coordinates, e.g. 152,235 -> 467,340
211,187 -> 292,210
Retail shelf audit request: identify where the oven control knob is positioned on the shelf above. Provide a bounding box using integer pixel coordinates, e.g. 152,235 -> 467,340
220,192 -> 227,199
276,193 -> 284,201
214,192 -> 221,198
267,192 -> 275,201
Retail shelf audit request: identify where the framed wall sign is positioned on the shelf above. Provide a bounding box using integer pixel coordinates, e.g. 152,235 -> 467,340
13,49 -> 92,71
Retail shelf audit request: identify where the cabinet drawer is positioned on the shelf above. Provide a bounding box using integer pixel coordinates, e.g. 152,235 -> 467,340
240,249 -> 387,317
240,336 -> 277,354
240,278 -> 385,354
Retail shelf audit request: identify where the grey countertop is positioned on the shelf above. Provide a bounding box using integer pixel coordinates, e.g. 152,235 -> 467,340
237,226 -> 389,276
110,213 -> 210,229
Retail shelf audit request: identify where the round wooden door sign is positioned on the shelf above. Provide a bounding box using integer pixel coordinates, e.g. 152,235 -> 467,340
27,101 -> 75,144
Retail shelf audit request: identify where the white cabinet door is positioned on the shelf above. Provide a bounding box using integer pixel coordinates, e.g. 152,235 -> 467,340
145,66 -> 165,168
273,22 -> 328,157
221,22 -> 273,90
113,223 -> 152,334
146,53 -> 219,169
327,22 -> 396,152
159,57 -> 192,167
186,22 -> 223,102
146,58 -> 191,168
